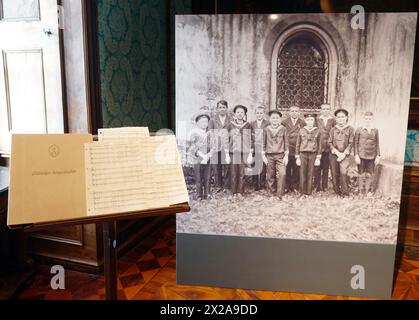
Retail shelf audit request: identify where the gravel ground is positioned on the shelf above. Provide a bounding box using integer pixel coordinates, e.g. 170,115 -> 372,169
176,187 -> 401,244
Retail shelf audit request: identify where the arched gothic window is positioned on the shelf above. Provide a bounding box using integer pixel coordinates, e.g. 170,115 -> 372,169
275,32 -> 329,111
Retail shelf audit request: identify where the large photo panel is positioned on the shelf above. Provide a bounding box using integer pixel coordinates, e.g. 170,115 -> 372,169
175,13 -> 416,298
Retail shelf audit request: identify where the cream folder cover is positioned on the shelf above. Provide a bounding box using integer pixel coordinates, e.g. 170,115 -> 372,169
8,134 -> 93,226
7,133 -> 189,226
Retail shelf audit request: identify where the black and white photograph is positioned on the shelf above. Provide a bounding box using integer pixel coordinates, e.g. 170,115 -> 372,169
175,13 -> 416,244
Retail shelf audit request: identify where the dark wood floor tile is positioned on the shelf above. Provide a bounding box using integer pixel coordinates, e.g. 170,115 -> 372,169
137,259 -> 161,272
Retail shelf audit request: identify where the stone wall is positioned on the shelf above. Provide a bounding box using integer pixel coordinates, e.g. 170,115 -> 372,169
175,13 -> 416,165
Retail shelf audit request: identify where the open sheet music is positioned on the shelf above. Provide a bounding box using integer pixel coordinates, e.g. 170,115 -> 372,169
8,129 -> 189,226
98,127 -> 149,141
84,134 -> 189,216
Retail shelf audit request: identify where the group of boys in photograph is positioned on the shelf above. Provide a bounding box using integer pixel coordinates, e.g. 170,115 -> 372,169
187,100 -> 381,201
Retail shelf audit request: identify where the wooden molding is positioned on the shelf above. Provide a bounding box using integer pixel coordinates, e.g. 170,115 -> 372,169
30,225 -> 84,247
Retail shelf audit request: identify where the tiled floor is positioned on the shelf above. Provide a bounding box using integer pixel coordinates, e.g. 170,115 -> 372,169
17,218 -> 419,300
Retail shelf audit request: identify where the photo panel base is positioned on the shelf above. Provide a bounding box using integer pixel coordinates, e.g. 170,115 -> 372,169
177,233 -> 396,299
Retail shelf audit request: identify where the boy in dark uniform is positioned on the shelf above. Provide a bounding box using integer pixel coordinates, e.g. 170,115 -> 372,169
250,106 -> 269,190
224,105 -> 253,197
281,105 -> 305,192
209,100 -> 231,191
262,110 -> 289,199
328,108 -> 355,197
188,113 -> 214,200
314,103 -> 335,192
354,111 -> 381,194
295,113 -> 321,196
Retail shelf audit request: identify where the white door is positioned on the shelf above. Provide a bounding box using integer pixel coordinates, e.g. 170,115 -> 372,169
0,0 -> 64,154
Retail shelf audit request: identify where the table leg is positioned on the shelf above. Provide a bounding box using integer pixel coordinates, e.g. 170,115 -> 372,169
102,221 -> 117,300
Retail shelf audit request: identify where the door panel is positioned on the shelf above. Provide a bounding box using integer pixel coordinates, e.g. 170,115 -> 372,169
3,50 -> 47,133
0,0 -> 63,153
1,0 -> 40,21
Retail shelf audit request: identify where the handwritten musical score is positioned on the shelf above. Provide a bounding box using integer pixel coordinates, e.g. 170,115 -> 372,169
98,127 -> 149,141
84,134 -> 189,216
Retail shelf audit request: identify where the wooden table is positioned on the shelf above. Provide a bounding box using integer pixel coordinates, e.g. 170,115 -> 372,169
21,203 -> 190,300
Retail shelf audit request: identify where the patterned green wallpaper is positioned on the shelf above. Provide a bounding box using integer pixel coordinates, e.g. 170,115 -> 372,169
98,0 -> 168,130
406,130 -> 419,167
98,0 -> 192,131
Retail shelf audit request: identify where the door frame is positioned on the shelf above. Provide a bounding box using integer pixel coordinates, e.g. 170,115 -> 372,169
57,0 -> 69,133
82,0 -> 103,135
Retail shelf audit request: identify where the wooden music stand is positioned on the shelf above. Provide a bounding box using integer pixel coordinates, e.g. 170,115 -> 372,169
19,202 -> 190,300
